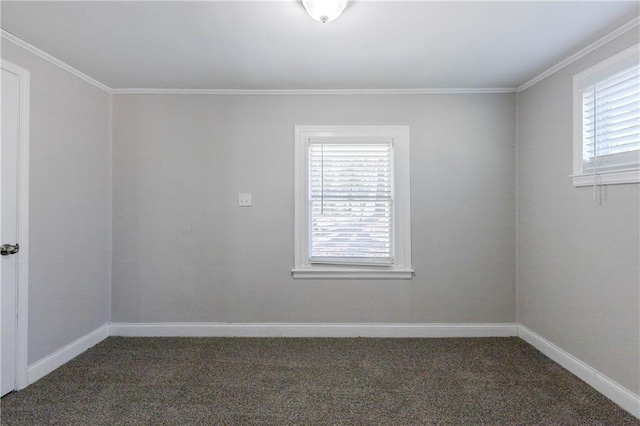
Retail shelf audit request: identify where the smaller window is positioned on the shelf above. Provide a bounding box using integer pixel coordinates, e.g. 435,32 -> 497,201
309,140 -> 394,266
293,126 -> 412,279
572,44 -> 640,186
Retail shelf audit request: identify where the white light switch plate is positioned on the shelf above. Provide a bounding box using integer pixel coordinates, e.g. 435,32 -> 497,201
238,193 -> 252,207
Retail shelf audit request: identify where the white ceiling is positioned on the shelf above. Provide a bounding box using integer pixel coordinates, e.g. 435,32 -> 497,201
1,1 -> 638,90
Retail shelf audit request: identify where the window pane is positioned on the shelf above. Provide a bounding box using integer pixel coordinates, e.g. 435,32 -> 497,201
582,63 -> 640,171
309,143 -> 393,263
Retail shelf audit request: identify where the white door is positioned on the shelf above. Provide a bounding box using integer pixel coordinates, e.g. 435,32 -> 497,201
1,64 -> 22,396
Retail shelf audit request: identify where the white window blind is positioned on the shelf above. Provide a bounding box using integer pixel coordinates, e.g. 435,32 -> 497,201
581,63 -> 640,172
308,140 -> 393,265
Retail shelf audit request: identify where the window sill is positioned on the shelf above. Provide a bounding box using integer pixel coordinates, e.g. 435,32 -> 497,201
291,267 -> 414,280
570,168 -> 640,187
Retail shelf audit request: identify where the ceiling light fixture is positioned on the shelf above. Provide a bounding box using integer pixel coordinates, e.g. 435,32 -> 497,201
301,0 -> 349,24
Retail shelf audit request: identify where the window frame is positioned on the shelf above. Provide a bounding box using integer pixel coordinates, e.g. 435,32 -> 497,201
571,44 -> 640,187
293,125 -> 413,279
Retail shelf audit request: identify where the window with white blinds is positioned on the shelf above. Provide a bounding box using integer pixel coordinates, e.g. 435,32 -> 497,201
293,126 -> 412,279
573,44 -> 640,186
581,63 -> 640,172
309,141 -> 393,265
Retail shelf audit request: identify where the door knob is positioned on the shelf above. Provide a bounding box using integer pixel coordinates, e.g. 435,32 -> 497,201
0,244 -> 19,256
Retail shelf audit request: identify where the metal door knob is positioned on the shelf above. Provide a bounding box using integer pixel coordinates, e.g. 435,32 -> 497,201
0,244 -> 19,256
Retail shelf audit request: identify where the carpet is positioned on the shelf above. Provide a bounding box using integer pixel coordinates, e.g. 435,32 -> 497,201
1,337 -> 638,425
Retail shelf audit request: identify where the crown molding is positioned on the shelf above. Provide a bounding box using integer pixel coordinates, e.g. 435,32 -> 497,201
1,29 -> 112,93
111,87 -> 516,95
518,16 -> 640,92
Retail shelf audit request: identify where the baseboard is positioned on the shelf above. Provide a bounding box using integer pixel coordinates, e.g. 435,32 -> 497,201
109,322 -> 519,338
27,323 -> 110,385
519,325 -> 640,419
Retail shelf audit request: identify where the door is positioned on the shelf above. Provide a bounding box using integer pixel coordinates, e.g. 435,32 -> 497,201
1,63 -> 22,396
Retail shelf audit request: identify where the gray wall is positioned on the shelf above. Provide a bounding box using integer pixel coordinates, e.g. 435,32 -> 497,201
112,94 -> 516,323
1,41 -> 111,363
517,28 -> 640,394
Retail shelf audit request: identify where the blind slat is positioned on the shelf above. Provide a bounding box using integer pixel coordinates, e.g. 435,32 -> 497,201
586,124 -> 640,144
583,91 -> 640,115
586,65 -> 640,94
583,107 -> 640,128
583,75 -> 640,104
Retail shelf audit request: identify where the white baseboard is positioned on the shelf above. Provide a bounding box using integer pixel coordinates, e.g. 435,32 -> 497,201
27,323 -> 110,385
109,322 -> 519,338
519,325 -> 640,419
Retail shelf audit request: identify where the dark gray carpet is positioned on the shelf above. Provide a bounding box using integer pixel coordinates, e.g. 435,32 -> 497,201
1,337 -> 638,425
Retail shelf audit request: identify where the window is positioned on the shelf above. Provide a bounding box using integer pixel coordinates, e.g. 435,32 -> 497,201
572,44 -> 640,186
293,126 -> 412,279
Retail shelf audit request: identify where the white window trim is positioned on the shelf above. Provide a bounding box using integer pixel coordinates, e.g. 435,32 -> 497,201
571,44 -> 640,187
293,125 -> 413,279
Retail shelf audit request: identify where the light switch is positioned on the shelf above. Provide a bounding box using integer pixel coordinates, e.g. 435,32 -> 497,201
238,193 -> 252,207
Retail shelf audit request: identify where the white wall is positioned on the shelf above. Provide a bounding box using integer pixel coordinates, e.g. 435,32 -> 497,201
517,28 -> 639,394
112,94 -> 516,324
1,41 -> 111,364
